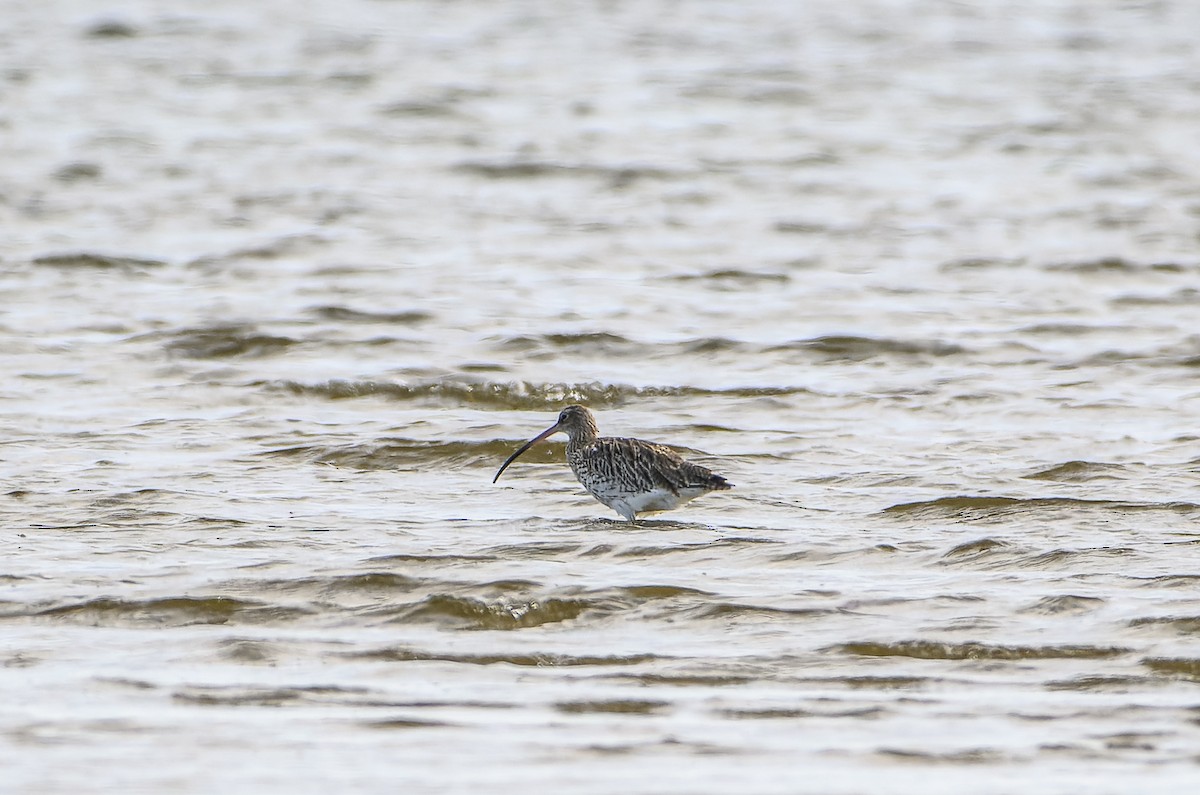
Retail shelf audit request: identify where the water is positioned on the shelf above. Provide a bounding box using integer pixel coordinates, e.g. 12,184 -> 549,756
3,0 -> 1200,792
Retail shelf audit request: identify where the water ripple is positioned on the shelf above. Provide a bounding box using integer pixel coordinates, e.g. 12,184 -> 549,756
262,378 -> 809,408
833,641 -> 1131,661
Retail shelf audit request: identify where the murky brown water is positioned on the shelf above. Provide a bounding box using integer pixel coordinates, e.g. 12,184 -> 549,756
4,0 -> 1200,791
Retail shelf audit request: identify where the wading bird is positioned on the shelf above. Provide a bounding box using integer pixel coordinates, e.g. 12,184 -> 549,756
493,405 -> 733,521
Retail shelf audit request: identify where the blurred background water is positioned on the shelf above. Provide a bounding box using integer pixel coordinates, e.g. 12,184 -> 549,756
3,1 -> 1200,792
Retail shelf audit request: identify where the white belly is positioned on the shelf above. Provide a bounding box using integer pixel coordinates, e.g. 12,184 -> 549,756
592,487 -> 708,521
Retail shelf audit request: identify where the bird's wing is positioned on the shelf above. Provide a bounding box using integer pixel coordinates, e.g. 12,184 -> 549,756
608,438 -> 719,494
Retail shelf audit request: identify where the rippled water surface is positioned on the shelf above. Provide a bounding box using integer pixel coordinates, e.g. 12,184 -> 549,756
4,0 -> 1200,792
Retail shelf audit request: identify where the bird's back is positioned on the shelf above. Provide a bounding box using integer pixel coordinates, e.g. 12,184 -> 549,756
568,436 -> 732,498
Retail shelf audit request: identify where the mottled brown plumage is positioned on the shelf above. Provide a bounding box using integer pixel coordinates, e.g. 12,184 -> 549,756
493,405 -> 733,520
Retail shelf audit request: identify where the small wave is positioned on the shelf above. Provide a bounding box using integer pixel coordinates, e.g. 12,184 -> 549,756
703,149 -> 836,169
1018,595 -> 1105,615
346,646 -> 658,667
453,159 -> 678,187
1142,657 -> 1200,679
941,542 -> 1134,571
367,553 -> 499,565
614,537 -> 781,558
832,640 -> 1129,661
770,335 -> 966,360
1130,574 -> 1200,589
377,98 -> 466,118
479,543 -> 584,559
32,596 -> 305,626
219,639 -> 278,664
1022,460 -> 1126,481
260,439 -> 532,470
263,378 -> 808,409
265,379 -> 648,408
174,684 -> 370,708
718,707 -> 823,720
883,495 -> 1200,518
317,573 -> 424,593
1062,339 -> 1200,369
1127,615 -> 1200,635
31,251 -> 165,269
940,537 -> 1015,560
455,160 -> 572,178
1123,614 -> 1200,634
309,305 -> 432,324
1044,675 -> 1150,691
875,748 -> 1004,764
669,269 -> 790,284
939,257 -> 1024,271
885,496 -> 1034,518
774,219 -> 837,234
1014,547 -> 1137,570
386,594 -> 592,630
683,78 -> 813,106
85,18 -> 138,37
689,603 -> 835,620
491,332 -> 645,356
488,332 -> 760,359
679,337 -> 752,354
163,324 -> 297,359
611,672 -> 757,687
555,700 -> 668,715
829,675 -> 929,690
936,540 -> 1053,570
187,233 -> 328,267
616,585 -> 714,599
1044,257 -> 1196,274
1111,288 -> 1200,306
53,161 -> 103,182
88,488 -> 167,507
1017,323 -> 1123,336
197,574 -> 426,604
363,717 -> 455,730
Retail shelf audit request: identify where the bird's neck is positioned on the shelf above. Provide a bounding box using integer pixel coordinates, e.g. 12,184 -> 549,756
566,425 -> 599,450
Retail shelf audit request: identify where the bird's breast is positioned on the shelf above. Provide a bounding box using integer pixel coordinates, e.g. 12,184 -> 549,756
568,442 -> 649,494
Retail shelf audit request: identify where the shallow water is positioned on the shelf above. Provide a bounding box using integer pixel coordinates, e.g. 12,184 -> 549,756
3,0 -> 1200,792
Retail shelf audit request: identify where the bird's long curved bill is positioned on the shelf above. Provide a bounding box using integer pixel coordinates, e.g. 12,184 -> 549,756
493,424 -> 559,483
